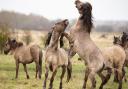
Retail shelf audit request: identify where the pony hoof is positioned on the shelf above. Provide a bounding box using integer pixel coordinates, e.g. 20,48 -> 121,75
124,79 -> 127,82
59,86 -> 62,89
99,86 -> 103,89
59,83 -> 62,89
66,78 -> 70,83
43,87 -> 46,89
27,76 -> 30,79
113,80 -> 118,83
15,77 -> 18,79
39,76 -> 41,79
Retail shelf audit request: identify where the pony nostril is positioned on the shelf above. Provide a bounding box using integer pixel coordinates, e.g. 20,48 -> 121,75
65,20 -> 69,25
51,26 -> 55,29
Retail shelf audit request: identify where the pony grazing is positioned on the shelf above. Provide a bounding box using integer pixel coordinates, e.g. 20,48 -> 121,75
4,38 -> 43,79
63,0 -> 105,89
43,19 -> 71,89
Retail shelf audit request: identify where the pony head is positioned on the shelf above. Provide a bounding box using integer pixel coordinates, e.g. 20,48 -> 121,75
52,19 -> 69,33
4,38 -> 23,54
113,36 -> 121,45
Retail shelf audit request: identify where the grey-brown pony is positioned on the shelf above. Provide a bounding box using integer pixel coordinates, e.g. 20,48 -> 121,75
113,34 -> 128,82
43,19 -> 72,89
101,36 -> 126,89
63,0 -> 106,89
4,38 -> 43,79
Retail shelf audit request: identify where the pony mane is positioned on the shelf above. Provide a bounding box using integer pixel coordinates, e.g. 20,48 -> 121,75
45,31 -> 52,47
80,2 -> 93,33
60,33 -> 64,47
45,31 -> 64,48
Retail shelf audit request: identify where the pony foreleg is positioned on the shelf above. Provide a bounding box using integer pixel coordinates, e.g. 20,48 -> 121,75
35,65 -> 38,78
67,60 -> 72,82
15,61 -> 19,79
89,71 -> 97,89
82,67 -> 90,89
48,69 -> 57,89
59,66 -> 66,89
43,66 -> 49,89
23,64 -> 29,79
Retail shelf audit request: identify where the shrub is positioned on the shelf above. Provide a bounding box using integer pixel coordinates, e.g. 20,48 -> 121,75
0,24 -> 10,53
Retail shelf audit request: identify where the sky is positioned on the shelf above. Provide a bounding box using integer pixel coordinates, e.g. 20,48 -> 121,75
0,0 -> 128,21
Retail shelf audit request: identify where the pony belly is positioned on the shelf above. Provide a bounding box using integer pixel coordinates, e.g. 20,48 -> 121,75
19,58 -> 33,64
58,49 -> 68,66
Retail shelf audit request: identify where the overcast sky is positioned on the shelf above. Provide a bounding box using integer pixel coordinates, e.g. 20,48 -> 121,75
0,0 -> 128,21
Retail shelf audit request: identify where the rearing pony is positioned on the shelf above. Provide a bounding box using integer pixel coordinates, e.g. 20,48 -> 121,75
43,19 -> 71,89
63,0 -> 105,89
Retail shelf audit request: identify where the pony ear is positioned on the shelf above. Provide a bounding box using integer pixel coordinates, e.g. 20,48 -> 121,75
8,37 -> 11,41
123,32 -> 126,35
12,39 -> 16,43
114,36 -> 116,39
119,36 -> 121,39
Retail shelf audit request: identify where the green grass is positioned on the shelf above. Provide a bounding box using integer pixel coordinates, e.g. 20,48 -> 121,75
0,54 -> 128,89
0,32 -> 128,89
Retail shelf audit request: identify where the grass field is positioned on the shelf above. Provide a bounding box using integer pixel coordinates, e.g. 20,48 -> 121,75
0,32 -> 128,89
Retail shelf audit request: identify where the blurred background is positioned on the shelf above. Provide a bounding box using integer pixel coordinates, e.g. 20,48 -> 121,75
0,0 -> 128,52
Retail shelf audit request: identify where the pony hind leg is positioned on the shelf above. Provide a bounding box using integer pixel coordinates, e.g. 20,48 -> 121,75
43,65 -> 49,89
89,70 -> 97,89
59,66 -> 66,89
117,68 -> 123,89
15,61 -> 19,79
35,62 -> 41,79
122,67 -> 127,82
35,64 -> 38,78
82,67 -> 90,89
23,64 -> 29,79
98,68 -> 112,89
113,69 -> 119,82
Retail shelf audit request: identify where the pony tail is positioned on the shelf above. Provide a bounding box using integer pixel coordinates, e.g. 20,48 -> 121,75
60,33 -> 64,48
45,32 -> 52,47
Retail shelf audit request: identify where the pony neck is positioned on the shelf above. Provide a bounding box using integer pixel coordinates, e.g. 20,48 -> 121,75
48,31 -> 60,50
122,43 -> 128,49
11,42 -> 23,51
76,14 -> 92,34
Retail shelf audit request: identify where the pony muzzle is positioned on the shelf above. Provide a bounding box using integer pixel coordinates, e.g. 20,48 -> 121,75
63,19 -> 69,26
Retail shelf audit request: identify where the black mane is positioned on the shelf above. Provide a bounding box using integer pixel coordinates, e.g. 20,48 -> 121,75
80,2 -> 93,33
45,31 -> 52,47
45,31 -> 64,48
